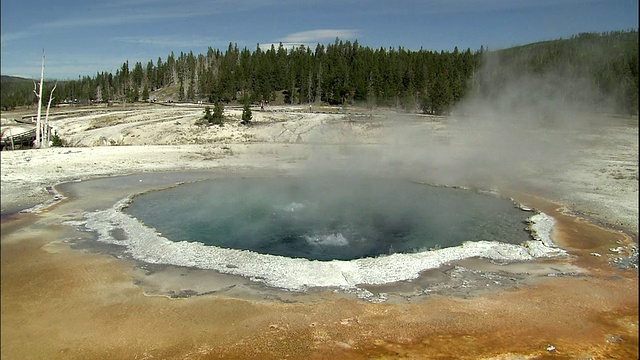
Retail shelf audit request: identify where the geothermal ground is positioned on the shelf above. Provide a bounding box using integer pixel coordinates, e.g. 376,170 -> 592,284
1,102 -> 638,359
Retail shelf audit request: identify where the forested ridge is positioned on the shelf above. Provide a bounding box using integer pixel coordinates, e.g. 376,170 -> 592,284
1,30 -> 637,115
477,30 -> 638,115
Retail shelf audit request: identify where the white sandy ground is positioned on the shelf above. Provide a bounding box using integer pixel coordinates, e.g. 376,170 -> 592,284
1,103 -> 637,236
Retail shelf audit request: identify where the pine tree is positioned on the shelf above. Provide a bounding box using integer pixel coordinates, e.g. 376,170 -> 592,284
187,80 -> 195,102
178,79 -> 185,102
129,85 -> 139,103
212,101 -> 224,125
141,84 -> 149,101
202,106 -> 214,124
241,101 -> 252,125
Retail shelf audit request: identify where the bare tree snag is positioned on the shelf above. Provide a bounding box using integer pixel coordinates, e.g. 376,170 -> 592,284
33,51 -> 45,148
32,50 -> 55,148
44,82 -> 57,146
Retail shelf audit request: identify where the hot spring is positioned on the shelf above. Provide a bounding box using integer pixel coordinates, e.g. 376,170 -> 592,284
125,177 -> 531,260
79,175 -> 565,291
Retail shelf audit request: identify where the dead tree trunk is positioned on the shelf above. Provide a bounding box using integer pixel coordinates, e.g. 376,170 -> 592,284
33,51 -> 45,148
44,82 -> 57,146
32,50 -> 56,148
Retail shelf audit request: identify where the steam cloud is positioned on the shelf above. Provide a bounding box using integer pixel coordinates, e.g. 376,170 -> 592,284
297,48 -> 609,193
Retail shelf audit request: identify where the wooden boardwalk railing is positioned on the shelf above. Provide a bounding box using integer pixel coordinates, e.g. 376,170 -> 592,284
1,128 -> 36,150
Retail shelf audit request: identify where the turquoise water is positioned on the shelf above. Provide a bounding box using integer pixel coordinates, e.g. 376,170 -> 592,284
124,177 -> 532,261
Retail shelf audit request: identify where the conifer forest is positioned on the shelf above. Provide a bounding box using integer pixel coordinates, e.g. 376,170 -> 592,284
1,30 -> 637,115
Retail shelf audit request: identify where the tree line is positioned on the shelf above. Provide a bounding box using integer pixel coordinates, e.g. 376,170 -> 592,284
1,30 -> 637,115
56,39 -> 479,115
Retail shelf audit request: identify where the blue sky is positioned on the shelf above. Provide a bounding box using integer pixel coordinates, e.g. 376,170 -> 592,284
1,0 -> 638,80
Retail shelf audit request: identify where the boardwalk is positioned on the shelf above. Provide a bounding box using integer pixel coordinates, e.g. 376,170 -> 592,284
0,126 -> 36,150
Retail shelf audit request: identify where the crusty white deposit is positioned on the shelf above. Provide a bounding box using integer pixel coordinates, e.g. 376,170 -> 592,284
1,104 -> 637,237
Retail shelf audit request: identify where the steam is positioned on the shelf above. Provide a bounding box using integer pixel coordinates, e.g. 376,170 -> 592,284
297,47 -> 609,192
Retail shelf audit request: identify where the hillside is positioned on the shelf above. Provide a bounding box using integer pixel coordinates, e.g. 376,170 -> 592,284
1,75 -> 33,83
481,31 -> 639,114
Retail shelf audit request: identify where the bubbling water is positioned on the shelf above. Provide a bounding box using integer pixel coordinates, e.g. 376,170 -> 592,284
123,176 -> 534,261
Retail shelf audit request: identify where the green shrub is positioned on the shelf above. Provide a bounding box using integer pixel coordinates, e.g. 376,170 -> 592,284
51,131 -> 63,147
212,102 -> 224,125
203,106 -> 214,123
241,102 -> 252,125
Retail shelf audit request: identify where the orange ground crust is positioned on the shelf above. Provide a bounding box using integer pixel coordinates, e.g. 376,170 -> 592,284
1,194 -> 637,360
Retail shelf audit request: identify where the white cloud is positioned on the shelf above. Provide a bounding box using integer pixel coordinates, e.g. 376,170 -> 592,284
333,0 -> 605,16
112,36 -> 221,49
37,11 -> 196,30
278,29 -> 361,44
33,0 -> 282,30
1,31 -> 32,47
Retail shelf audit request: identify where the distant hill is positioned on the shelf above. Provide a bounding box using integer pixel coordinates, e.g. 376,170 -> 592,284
1,75 -> 33,83
1,76 -> 40,111
475,30 -> 638,114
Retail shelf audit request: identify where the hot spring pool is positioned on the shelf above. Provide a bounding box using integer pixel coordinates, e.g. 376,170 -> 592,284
125,177 -> 532,261
77,175 -> 565,290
